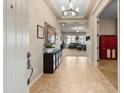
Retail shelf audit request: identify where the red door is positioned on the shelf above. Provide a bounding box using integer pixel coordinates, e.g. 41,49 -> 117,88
100,35 -> 117,59
109,36 -> 117,59
100,36 -> 108,59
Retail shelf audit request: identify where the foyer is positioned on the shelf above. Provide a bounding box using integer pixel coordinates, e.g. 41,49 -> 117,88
3,0 -> 118,93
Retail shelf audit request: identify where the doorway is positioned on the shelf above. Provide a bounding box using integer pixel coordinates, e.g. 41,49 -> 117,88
60,22 -> 87,57
97,0 -> 118,89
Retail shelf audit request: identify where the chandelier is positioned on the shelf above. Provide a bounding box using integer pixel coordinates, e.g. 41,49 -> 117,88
61,0 -> 79,17
75,27 -> 80,32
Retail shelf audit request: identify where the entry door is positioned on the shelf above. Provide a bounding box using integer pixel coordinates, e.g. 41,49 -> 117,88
4,0 -> 29,93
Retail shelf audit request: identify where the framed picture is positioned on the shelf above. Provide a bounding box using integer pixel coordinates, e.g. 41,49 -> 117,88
37,25 -> 44,39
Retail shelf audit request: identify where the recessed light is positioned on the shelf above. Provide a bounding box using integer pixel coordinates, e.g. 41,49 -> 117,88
76,29 -> 79,32
62,24 -> 65,26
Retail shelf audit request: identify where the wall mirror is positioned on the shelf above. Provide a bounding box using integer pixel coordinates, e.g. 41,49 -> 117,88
44,22 -> 56,44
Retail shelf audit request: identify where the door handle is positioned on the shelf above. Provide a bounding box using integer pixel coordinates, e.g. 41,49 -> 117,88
27,52 -> 33,85
27,68 -> 33,85
27,52 -> 31,69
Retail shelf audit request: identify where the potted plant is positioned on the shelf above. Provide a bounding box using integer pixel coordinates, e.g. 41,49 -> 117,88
45,43 -> 55,53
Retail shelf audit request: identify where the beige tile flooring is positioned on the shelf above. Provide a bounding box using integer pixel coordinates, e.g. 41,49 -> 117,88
30,57 -> 117,93
98,60 -> 118,89
63,49 -> 87,57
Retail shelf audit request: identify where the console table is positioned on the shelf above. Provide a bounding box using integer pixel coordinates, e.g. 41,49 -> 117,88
43,49 -> 63,73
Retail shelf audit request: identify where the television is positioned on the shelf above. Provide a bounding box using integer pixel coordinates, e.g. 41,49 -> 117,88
86,35 -> 90,41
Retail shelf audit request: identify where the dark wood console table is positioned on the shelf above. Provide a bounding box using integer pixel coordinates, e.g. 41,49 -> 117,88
43,49 -> 63,73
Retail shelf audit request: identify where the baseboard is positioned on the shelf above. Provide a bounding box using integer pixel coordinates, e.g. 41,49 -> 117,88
87,57 -> 97,66
87,57 -> 92,64
29,72 -> 43,88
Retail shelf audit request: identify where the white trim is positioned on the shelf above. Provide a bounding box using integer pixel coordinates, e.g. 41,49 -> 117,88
87,57 -> 97,67
87,57 -> 91,63
90,0 -> 101,15
59,19 -> 87,24
3,0 -> 7,92
29,72 -> 43,88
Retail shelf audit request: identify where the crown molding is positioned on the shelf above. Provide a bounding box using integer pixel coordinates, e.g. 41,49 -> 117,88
59,19 -> 87,24
84,0 -> 98,18
44,0 -> 61,19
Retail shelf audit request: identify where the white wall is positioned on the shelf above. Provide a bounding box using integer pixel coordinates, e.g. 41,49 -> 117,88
27,0 -> 61,83
99,18 -> 117,35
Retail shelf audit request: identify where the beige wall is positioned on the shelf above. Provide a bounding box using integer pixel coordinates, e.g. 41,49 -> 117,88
86,0 -> 111,65
99,18 -> 117,35
62,32 -> 86,38
27,0 -> 61,83
86,16 -> 95,64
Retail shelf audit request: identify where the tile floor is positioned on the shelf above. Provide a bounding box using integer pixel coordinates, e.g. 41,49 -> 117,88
98,60 -> 118,89
30,57 -> 117,93
63,49 -> 87,57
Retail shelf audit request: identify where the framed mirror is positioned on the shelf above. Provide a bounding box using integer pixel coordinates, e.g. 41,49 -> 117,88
44,22 -> 56,44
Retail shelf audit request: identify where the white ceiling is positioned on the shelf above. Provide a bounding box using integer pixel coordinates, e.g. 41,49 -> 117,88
60,22 -> 86,33
44,0 -> 96,33
54,0 -> 91,17
99,0 -> 117,19
44,0 -> 95,19
50,0 -> 89,32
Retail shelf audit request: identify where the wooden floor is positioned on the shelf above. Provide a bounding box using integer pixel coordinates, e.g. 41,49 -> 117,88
98,60 -> 118,89
30,57 -> 117,93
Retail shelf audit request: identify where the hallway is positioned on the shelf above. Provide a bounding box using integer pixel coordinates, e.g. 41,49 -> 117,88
30,57 -> 117,93
3,0 -> 118,92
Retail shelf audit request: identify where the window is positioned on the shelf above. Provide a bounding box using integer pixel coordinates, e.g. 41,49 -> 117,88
79,36 -> 86,45
67,36 -> 76,45
66,35 -> 86,45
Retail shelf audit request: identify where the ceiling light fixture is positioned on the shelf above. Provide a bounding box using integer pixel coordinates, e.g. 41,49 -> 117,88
61,0 -> 79,17
62,23 -> 65,26
76,29 -> 79,32
75,27 -> 80,32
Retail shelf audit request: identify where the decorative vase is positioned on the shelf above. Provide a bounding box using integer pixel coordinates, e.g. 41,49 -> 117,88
46,48 -> 54,53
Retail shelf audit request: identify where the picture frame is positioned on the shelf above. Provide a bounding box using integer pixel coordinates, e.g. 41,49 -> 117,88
37,25 -> 44,39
